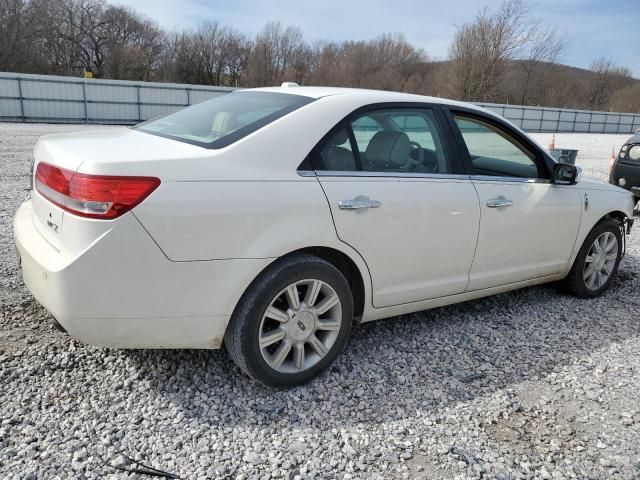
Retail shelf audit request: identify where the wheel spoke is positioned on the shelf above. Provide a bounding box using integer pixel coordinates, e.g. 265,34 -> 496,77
602,263 -> 613,276
313,293 -> 339,316
585,270 -> 597,289
307,334 -> 328,356
265,306 -> 289,323
292,343 -> 305,370
595,271 -> 604,288
270,341 -> 292,368
605,236 -> 617,253
304,280 -> 322,307
285,285 -> 300,310
316,318 -> 341,331
584,265 -> 596,280
585,254 -> 598,264
259,328 -> 285,348
593,239 -> 602,254
606,252 -> 618,260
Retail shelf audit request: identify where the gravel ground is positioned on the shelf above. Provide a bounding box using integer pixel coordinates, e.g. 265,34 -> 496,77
1,124 -> 640,479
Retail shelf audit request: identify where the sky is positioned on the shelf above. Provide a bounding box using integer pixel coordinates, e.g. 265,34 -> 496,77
115,0 -> 640,77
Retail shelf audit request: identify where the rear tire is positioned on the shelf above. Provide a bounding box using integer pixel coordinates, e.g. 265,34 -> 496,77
224,254 -> 353,387
562,219 -> 622,298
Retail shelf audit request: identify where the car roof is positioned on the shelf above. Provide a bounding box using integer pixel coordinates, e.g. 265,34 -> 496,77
248,85 -> 487,112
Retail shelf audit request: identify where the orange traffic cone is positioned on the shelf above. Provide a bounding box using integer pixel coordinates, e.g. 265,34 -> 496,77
610,147 -> 617,172
548,134 -> 555,151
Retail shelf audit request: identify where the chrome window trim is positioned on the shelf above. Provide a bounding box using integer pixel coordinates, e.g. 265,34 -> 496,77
312,170 -> 472,180
299,170 -> 555,184
470,175 -> 551,184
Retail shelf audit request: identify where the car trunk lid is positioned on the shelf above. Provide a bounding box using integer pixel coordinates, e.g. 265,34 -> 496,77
30,126 -> 207,251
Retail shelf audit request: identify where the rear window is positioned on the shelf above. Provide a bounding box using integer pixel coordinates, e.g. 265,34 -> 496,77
135,91 -> 313,149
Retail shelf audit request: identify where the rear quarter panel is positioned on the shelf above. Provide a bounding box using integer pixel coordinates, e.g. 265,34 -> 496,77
133,178 -> 345,261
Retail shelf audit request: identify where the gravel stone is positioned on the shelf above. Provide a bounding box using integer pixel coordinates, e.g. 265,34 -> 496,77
1,125 -> 640,479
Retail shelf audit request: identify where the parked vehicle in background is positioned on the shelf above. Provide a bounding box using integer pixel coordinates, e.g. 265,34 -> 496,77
14,86 -> 636,386
610,129 -> 640,206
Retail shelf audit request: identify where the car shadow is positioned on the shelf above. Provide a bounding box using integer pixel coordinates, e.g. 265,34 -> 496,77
122,253 -> 640,428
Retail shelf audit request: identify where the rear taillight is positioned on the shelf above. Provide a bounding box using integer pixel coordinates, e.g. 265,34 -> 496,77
35,162 -> 160,219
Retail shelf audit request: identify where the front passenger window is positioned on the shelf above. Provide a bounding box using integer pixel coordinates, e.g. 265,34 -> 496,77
454,116 -> 541,179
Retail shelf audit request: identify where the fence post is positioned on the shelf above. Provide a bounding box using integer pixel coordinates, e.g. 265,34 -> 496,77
82,80 -> 88,124
538,109 -> 543,133
17,77 -> 25,121
617,114 -> 621,135
136,84 -> 142,122
186,87 -> 191,106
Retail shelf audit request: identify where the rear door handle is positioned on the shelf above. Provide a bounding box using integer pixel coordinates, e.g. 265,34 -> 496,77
338,197 -> 382,210
486,198 -> 513,208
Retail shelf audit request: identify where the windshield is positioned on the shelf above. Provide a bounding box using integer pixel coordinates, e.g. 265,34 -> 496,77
135,91 -> 313,149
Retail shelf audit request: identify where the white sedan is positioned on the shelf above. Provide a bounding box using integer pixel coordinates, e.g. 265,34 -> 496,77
14,86 -> 636,386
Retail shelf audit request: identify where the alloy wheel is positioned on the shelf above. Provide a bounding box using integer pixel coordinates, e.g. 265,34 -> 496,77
583,231 -> 618,291
258,279 -> 343,374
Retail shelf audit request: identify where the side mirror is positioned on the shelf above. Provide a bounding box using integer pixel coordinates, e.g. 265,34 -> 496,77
552,163 -> 579,185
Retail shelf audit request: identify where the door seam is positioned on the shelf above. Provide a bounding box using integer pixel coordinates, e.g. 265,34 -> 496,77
465,179 -> 483,293
312,175 -> 376,306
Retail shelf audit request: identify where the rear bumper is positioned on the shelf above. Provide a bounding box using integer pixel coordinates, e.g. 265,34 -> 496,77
14,200 -> 271,349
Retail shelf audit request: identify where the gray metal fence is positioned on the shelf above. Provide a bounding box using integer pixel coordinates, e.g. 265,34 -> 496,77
1,72 -> 639,133
476,102 -> 640,134
0,72 -> 233,124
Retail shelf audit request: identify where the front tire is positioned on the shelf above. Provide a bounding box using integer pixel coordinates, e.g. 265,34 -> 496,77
562,219 -> 623,298
224,254 -> 353,387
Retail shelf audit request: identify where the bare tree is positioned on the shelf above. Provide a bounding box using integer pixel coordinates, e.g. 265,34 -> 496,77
586,57 -> 633,110
45,0 -> 111,76
449,0 -> 532,101
165,22 -> 249,86
309,34 -> 429,93
0,0 -> 46,71
515,23 -> 566,105
245,21 -> 309,86
610,83 -> 640,113
101,5 -> 165,80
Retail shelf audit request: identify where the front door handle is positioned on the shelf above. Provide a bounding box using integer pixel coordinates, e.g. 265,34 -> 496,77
338,197 -> 382,210
486,198 -> 513,208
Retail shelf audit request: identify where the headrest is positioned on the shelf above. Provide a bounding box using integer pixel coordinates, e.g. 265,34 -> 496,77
212,112 -> 236,136
328,128 -> 349,146
365,131 -> 410,168
325,146 -> 356,171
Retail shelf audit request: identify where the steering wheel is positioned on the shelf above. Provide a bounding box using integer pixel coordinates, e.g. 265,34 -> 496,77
409,141 -> 421,151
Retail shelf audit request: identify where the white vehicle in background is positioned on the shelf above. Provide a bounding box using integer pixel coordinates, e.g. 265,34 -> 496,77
14,85 -> 636,386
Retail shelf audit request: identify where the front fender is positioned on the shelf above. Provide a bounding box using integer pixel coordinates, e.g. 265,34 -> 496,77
569,188 -> 635,266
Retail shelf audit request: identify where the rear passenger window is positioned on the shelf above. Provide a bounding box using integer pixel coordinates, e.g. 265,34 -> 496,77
321,128 -> 357,171
454,116 -> 541,179
317,108 -> 452,174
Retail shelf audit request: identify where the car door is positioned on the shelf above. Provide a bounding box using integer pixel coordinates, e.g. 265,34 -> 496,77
309,106 -> 481,308
448,111 -> 582,291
